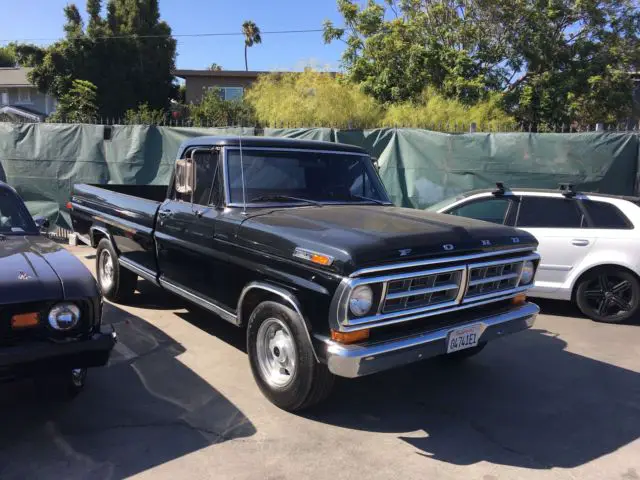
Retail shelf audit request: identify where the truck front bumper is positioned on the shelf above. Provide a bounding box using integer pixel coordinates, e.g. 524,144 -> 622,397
317,302 -> 539,378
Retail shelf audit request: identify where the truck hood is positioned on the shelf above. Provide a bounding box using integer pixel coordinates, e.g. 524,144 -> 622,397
0,236 -> 98,304
238,205 -> 537,274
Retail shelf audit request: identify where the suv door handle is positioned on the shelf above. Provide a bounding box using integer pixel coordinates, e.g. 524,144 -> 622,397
158,209 -> 173,218
571,239 -> 590,246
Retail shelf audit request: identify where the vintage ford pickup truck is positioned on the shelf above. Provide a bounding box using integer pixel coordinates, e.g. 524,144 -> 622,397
69,136 -> 540,411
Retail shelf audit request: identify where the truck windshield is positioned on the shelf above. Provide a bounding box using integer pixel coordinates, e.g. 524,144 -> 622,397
0,190 -> 37,235
226,149 -> 390,206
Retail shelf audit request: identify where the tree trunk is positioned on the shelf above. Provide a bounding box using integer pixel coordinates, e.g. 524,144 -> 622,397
244,45 -> 248,71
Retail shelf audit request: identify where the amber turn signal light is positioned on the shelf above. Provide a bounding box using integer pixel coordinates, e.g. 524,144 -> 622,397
331,328 -> 370,344
11,312 -> 40,329
66,201 -> 73,210
512,293 -> 527,305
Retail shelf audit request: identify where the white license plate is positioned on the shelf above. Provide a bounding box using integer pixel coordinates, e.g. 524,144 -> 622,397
447,323 -> 485,353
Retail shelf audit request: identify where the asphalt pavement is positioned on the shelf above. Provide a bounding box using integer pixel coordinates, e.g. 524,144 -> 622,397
1,244 -> 639,480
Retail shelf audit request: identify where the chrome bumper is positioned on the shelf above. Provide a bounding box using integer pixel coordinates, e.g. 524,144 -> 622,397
317,302 -> 539,378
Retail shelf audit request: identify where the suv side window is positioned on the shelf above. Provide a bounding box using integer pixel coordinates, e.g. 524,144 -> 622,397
516,196 -> 583,228
581,200 -> 632,229
174,151 -> 218,206
446,198 -> 511,224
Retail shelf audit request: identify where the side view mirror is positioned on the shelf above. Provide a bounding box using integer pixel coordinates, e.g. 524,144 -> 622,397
33,216 -> 50,232
175,157 -> 196,200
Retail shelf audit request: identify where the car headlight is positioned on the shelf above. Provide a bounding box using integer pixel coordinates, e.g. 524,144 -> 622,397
349,285 -> 374,316
519,261 -> 535,285
48,303 -> 81,331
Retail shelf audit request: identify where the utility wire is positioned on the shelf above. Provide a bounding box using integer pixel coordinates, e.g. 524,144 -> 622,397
0,28 -> 327,43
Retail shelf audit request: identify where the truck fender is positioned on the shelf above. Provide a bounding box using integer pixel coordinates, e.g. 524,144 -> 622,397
237,281 -> 319,363
90,225 -> 114,250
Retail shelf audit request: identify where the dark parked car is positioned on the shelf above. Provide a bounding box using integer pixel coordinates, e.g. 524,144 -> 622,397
69,136 -> 540,411
0,181 -> 116,395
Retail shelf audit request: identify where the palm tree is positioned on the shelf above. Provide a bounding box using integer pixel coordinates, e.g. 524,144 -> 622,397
242,20 -> 262,71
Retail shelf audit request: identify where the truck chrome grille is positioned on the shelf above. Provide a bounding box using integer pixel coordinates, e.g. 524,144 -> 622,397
337,249 -> 539,331
382,270 -> 463,313
465,260 -> 522,299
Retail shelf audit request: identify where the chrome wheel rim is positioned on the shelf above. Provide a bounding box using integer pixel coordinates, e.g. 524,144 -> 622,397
99,249 -> 114,291
583,274 -> 634,319
71,368 -> 86,387
256,318 -> 297,388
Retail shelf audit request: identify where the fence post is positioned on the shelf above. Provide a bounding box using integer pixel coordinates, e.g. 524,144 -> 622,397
469,122 -> 477,133
595,123 -> 604,132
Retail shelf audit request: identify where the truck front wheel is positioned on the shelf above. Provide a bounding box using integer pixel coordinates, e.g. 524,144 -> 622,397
96,238 -> 137,302
247,301 -> 334,411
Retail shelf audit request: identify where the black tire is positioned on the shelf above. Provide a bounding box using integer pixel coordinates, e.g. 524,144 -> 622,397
575,267 -> 640,323
96,238 -> 137,302
442,342 -> 487,362
36,368 -> 87,400
247,301 -> 334,412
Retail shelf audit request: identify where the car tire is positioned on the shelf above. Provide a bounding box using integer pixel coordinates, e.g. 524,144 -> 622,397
247,301 -> 334,412
96,238 -> 137,302
442,342 -> 487,362
575,267 -> 640,323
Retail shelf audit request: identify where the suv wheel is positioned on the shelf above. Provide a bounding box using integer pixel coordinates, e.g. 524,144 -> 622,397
247,301 -> 334,411
575,267 -> 640,323
96,238 -> 137,302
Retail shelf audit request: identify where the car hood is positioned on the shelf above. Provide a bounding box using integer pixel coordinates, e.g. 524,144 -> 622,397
238,205 -> 537,274
0,236 -> 98,304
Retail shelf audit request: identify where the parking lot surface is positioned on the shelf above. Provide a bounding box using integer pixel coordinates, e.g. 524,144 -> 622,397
1,244 -> 639,480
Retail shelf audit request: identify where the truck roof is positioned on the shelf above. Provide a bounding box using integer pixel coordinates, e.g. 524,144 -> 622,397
179,135 -> 368,155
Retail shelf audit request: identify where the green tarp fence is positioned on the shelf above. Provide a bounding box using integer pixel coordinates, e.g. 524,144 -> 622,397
0,123 -> 638,228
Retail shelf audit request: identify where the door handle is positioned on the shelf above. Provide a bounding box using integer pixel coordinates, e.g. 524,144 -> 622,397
571,239 -> 590,246
158,209 -> 173,218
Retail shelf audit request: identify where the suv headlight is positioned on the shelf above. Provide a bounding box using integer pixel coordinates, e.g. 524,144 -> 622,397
519,261 -> 535,285
48,303 -> 81,331
349,285 -> 374,316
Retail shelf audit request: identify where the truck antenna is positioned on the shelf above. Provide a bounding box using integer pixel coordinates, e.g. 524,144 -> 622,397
239,134 -> 247,215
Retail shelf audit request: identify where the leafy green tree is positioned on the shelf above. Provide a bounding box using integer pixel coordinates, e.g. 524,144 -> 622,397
26,0 -> 176,119
189,88 -> 254,126
47,79 -> 98,123
208,63 -> 223,71
325,0 -> 640,125
242,21 -> 262,71
125,102 -> 166,124
0,46 -> 16,67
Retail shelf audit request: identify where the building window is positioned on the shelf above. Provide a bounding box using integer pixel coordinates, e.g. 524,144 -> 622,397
205,86 -> 244,101
17,88 -> 32,104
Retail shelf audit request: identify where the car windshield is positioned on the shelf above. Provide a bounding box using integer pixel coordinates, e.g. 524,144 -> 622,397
425,194 -> 465,212
226,148 -> 390,206
0,190 -> 37,235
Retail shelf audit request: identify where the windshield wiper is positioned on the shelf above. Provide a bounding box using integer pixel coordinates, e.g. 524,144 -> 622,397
349,194 -> 387,205
249,194 -> 323,207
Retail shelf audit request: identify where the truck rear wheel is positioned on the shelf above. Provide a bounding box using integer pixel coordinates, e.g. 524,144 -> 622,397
96,238 -> 137,302
247,301 -> 334,412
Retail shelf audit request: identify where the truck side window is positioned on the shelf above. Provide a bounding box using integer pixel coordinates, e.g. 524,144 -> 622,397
174,151 -> 218,206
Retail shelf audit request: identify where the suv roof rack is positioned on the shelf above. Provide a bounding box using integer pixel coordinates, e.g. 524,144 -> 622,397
559,183 -> 577,198
492,182 -> 506,195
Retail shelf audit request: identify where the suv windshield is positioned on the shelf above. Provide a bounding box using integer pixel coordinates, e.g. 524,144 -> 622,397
0,189 -> 37,235
226,148 -> 390,206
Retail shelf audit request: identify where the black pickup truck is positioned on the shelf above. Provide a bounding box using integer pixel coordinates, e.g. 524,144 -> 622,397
70,136 -> 540,411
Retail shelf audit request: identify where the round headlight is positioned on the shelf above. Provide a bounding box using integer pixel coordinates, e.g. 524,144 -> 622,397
48,303 -> 81,331
349,285 -> 374,317
519,261 -> 535,285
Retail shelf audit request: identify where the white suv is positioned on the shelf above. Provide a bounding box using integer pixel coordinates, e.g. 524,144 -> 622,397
428,185 -> 640,323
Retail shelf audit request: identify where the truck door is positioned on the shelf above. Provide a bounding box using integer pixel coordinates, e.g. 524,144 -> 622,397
154,149 -> 227,312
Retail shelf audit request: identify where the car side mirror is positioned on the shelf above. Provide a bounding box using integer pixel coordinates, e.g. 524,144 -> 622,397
33,216 -> 50,232
175,157 -> 196,201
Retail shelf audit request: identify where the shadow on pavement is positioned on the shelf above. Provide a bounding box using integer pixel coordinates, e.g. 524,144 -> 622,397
0,302 -> 256,479
306,328 -> 640,470
175,306 -> 247,354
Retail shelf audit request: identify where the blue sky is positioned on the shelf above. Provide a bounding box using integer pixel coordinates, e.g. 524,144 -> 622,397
0,0 -> 346,71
